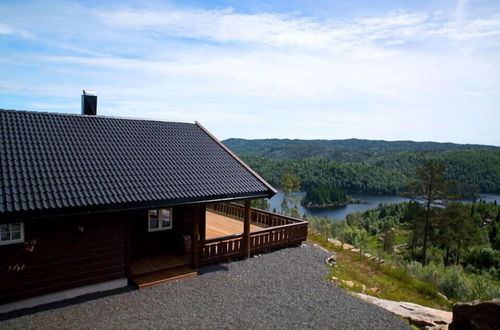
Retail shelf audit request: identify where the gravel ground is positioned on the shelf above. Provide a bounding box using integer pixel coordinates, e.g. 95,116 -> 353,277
0,243 -> 409,329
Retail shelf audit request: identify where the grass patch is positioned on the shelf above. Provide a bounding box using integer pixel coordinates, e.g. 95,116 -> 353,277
309,233 -> 452,310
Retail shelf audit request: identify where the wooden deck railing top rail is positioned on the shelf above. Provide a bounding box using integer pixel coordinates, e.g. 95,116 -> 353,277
207,202 -> 304,227
204,233 -> 242,244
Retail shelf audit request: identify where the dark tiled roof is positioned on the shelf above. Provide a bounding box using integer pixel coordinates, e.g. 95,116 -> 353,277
0,109 -> 275,218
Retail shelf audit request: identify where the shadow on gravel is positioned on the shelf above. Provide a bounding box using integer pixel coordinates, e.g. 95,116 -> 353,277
0,284 -> 136,321
198,263 -> 230,275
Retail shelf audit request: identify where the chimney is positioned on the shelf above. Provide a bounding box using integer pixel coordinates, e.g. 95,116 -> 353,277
81,90 -> 97,115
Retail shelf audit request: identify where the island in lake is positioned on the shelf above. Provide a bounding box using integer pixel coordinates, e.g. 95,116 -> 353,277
301,184 -> 360,208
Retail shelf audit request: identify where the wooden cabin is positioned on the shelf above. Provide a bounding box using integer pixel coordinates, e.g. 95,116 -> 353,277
0,103 -> 307,313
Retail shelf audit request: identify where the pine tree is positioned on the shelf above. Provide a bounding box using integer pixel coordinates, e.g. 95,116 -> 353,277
410,159 -> 448,266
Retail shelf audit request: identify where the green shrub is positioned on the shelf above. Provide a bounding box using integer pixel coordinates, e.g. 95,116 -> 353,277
426,247 -> 444,265
469,276 -> 500,300
439,266 -> 473,300
463,246 -> 500,279
419,263 -> 442,285
405,260 -> 423,276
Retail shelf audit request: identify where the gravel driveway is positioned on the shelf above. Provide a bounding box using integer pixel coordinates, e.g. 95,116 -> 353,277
0,243 -> 409,329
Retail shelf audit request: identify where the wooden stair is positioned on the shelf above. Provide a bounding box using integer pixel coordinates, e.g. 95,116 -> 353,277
133,266 -> 198,289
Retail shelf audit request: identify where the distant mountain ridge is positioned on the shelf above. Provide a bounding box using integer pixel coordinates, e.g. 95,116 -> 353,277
223,138 -> 499,160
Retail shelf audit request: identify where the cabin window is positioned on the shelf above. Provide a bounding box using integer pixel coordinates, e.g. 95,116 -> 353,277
148,208 -> 173,232
0,222 -> 24,245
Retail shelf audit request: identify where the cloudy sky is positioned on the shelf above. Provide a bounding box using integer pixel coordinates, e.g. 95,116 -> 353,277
1,0 -> 499,145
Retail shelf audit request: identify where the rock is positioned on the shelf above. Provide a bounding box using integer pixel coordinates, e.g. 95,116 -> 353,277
437,292 -> 448,301
363,253 -> 372,259
351,248 -> 361,253
429,325 -> 449,330
361,284 -> 366,291
354,293 -> 452,328
327,238 -> 342,246
331,276 -> 338,282
342,243 -> 354,250
343,280 -> 355,288
369,287 -> 378,293
449,300 -> 500,330
325,254 -> 337,267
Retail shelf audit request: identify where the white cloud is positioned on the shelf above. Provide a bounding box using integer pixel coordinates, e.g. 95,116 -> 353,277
1,2 -> 500,144
97,8 -> 500,51
0,23 -> 32,38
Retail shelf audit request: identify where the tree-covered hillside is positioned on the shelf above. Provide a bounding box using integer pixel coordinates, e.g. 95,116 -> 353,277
225,138 -> 498,160
224,139 -> 500,194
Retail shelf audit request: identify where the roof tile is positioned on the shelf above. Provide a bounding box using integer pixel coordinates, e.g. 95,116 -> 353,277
0,109 -> 274,215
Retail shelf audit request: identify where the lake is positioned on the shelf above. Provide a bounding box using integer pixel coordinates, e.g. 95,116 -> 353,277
268,190 -> 500,221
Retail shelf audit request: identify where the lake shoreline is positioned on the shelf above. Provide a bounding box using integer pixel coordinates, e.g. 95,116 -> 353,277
270,190 -> 500,221
302,199 -> 363,209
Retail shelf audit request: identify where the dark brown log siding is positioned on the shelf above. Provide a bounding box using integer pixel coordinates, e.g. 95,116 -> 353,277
0,204 -> 202,305
0,213 -> 127,305
130,206 -> 195,259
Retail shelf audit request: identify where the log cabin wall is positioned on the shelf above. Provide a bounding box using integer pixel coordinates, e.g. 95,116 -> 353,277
0,212 -> 127,305
129,205 -> 197,260
0,204 -> 206,306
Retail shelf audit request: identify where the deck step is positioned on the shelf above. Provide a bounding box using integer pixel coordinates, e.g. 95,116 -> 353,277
133,266 -> 197,289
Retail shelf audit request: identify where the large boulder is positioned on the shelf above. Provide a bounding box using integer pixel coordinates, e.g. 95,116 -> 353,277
342,243 -> 354,250
354,293 -> 452,328
449,300 -> 500,330
327,238 -> 342,247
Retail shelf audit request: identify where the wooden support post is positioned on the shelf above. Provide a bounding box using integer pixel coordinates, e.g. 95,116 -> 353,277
200,204 -> 206,244
125,215 -> 132,278
192,205 -> 200,268
243,200 -> 251,258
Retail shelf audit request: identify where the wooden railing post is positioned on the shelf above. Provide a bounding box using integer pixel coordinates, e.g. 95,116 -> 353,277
192,204 -> 200,268
243,200 -> 251,258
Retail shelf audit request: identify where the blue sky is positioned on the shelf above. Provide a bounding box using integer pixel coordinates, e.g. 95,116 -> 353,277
1,0 -> 499,145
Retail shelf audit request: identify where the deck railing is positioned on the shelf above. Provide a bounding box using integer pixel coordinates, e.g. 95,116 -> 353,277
201,202 -> 308,264
207,202 -> 304,227
201,233 -> 244,265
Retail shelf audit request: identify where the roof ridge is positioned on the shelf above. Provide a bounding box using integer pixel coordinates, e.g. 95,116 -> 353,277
0,109 -> 195,125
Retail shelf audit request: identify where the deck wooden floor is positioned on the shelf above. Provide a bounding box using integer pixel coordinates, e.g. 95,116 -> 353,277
131,253 -> 191,276
206,211 -> 263,239
133,266 -> 197,289
131,211 -> 265,286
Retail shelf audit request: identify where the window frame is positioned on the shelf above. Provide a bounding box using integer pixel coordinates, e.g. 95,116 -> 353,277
0,222 -> 25,245
148,208 -> 173,232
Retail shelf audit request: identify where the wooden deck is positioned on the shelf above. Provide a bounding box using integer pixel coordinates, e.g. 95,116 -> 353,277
133,266 -> 197,289
206,211 -> 263,239
131,253 -> 191,276
131,205 -> 308,287
131,212 -> 263,285
202,203 -> 309,265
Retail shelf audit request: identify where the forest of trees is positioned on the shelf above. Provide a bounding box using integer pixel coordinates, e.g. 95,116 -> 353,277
224,138 -> 500,195
234,137 -> 500,301
304,160 -> 500,301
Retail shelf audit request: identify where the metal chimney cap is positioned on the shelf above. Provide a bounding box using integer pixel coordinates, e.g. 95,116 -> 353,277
82,90 -> 96,96
81,90 -> 97,116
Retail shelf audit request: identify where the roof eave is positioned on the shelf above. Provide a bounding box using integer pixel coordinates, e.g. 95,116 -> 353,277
194,121 -> 278,195
0,191 -> 275,222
